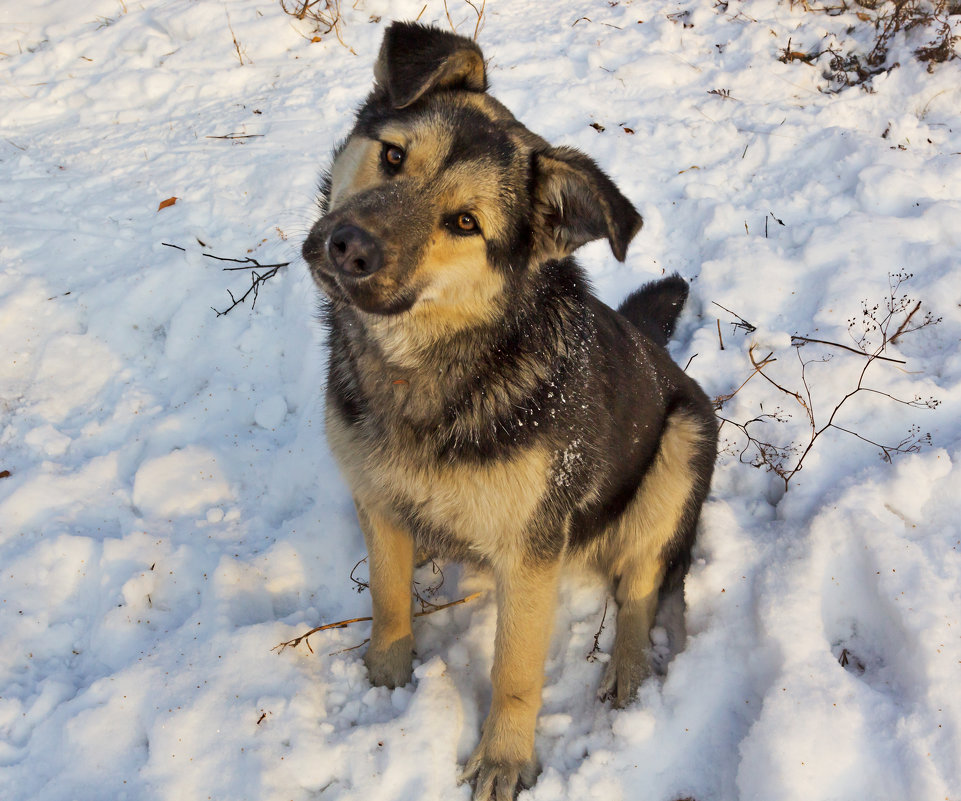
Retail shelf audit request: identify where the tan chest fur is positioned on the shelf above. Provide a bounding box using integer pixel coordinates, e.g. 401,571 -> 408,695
326,407 -> 551,567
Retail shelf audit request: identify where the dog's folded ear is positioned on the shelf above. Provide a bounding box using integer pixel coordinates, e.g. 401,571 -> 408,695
532,146 -> 643,263
374,21 -> 487,109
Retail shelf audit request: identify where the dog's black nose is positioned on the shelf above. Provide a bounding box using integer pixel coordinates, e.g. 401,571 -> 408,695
327,224 -> 383,277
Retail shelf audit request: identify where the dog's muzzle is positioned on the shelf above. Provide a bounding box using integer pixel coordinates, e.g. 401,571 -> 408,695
302,212 -> 420,316
325,224 -> 384,277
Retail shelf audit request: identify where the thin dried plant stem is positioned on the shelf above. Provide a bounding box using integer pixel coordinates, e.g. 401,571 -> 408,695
749,345 -> 808,409
889,301 -> 922,344
225,10 -> 246,65
273,591 -> 483,654
791,335 -> 906,364
715,273 -> 940,491
442,0 -> 486,40
465,0 -> 486,40
713,350 -> 775,409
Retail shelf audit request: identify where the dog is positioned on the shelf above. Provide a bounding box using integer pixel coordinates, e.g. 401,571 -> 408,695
302,21 -> 717,800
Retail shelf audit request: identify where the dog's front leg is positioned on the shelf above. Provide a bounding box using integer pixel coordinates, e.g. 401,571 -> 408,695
462,557 -> 561,800
357,503 -> 415,688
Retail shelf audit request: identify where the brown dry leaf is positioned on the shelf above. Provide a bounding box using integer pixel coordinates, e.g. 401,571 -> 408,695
158,197 -> 178,211
0,470 -> 12,479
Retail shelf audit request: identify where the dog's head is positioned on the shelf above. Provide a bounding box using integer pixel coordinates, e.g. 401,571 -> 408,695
303,22 -> 642,331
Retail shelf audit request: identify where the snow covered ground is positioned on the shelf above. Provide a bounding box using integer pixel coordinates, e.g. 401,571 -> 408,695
1,1 -> 959,799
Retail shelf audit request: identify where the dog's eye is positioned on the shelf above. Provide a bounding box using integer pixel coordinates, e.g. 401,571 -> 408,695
449,212 -> 480,235
381,143 -> 405,172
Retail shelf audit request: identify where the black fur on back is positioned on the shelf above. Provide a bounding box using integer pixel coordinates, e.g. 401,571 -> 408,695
617,273 -> 690,347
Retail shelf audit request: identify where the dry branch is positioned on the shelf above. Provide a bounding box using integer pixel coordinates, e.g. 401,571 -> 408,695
712,302 -> 757,335
205,133 -> 264,140
442,0 -> 486,40
225,10 -> 247,66
791,335 -> 906,364
273,592 -> 483,654
889,301 -> 923,343
161,242 -> 289,315
207,253 -> 289,316
586,598 -> 609,662
715,273 -> 940,491
712,350 -> 776,409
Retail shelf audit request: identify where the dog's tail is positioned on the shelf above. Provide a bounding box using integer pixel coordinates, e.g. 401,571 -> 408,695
617,273 -> 689,347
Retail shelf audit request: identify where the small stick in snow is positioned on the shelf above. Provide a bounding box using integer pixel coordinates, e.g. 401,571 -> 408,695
442,0 -> 486,40
465,0 -> 486,40
586,598 -> 609,662
164,244 -> 290,315
443,0 -> 456,32
712,350 -> 775,410
205,253 -> 290,316
349,556 -> 370,592
205,133 -> 264,140
791,335 -> 906,364
889,301 -> 922,345
274,614 -> 374,655
272,592 -> 483,655
225,10 -> 247,66
711,301 -> 757,334
328,638 -> 369,657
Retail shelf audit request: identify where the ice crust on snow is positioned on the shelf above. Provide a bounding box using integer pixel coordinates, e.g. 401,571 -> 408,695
1,2 -> 960,800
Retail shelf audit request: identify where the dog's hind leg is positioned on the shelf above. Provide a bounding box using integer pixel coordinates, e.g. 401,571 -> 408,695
597,410 -> 713,707
357,502 -> 415,689
599,559 -> 665,706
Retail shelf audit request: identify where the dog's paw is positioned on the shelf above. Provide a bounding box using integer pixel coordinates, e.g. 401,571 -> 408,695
597,651 -> 651,709
363,635 -> 413,689
459,749 -> 539,801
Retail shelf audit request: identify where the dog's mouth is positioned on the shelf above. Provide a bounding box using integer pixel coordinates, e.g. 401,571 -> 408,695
302,225 -> 417,316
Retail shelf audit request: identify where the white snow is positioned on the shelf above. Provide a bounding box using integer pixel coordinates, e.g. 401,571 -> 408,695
1,1 -> 960,800
132,445 -> 233,518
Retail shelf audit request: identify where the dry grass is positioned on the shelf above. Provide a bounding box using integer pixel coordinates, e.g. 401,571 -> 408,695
280,0 -> 355,53
782,1 -> 960,89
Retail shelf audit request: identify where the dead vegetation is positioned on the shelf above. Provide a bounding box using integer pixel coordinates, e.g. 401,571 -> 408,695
274,2 -> 956,90
442,0 -> 486,40
208,254 -> 288,316
273,555 -> 482,654
280,0 -> 355,51
162,243 -> 289,316
273,591 -> 482,654
714,272 -> 941,491
279,0 -> 487,50
781,1 -> 960,89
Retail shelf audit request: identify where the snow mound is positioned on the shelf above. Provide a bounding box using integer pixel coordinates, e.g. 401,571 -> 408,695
132,446 -> 232,518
